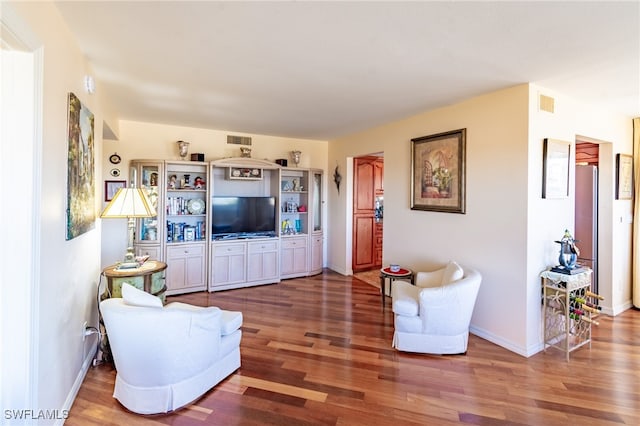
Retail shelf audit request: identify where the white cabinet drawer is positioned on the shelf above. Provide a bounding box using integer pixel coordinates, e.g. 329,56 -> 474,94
167,244 -> 204,258
213,243 -> 246,256
281,237 -> 307,249
248,241 -> 279,253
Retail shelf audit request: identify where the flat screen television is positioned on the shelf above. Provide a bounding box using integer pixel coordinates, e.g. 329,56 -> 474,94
211,196 -> 276,237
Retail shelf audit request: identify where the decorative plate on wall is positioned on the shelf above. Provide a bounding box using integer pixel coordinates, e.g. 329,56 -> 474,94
109,153 -> 121,164
110,168 -> 121,177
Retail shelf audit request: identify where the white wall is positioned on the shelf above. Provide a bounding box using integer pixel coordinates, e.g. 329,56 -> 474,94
329,85 -> 532,353
2,3 -> 109,424
328,83 -> 634,356
100,120 -> 328,267
526,85 -> 633,356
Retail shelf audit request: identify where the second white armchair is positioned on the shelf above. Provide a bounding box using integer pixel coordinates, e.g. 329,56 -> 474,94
391,262 -> 481,355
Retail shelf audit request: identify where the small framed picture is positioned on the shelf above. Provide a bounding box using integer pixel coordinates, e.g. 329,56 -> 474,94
104,180 -> 126,202
542,138 -> 570,199
616,153 -> 633,200
184,227 -> 195,241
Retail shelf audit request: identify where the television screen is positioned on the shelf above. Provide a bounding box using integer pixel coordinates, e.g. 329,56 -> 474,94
211,196 -> 276,237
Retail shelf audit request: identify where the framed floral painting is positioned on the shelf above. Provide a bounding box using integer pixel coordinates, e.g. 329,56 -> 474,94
410,129 -> 466,213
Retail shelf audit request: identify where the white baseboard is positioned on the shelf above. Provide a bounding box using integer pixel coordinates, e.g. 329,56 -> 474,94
469,324 -> 531,357
56,340 -> 98,426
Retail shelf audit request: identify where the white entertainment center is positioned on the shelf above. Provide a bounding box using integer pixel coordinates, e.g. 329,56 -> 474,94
130,157 -> 324,295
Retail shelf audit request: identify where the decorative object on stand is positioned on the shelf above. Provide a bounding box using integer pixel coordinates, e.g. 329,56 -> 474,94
333,163 -> 342,193
240,147 -> 252,158
101,187 -> 157,269
177,140 -> 190,160
410,129 -> 466,213
290,150 -> 301,167
551,229 -> 585,274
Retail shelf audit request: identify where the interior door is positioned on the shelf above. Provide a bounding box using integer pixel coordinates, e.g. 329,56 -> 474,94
352,156 -> 379,272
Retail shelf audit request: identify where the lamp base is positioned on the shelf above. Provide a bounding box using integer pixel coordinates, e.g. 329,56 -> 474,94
117,262 -> 140,270
117,246 -> 138,269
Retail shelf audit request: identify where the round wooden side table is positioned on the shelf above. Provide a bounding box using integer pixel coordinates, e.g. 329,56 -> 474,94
379,266 -> 413,307
102,261 -> 168,303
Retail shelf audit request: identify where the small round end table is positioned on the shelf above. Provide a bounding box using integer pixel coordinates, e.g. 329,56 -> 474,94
380,266 -> 413,307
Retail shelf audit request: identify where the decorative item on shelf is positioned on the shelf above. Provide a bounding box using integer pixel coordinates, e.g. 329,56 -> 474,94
168,174 -> 177,189
177,140 -> 189,160
282,218 -> 293,234
240,147 -> 252,158
333,163 -> 342,193
227,167 -> 262,180
100,187 -> 157,269
187,198 -> 205,215
298,205 -> 307,212
286,200 -> 298,213
292,178 -> 300,191
194,176 -> 205,189
190,153 -> 205,162
290,150 -> 301,167
275,158 -> 288,167
551,229 -> 585,274
181,174 -> 191,188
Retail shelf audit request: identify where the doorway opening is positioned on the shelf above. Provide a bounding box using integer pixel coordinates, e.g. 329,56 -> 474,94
575,141 -> 599,295
351,154 -> 384,275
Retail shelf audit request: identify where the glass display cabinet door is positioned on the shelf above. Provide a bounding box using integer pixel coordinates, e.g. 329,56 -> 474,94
312,171 -> 322,232
137,164 -> 161,242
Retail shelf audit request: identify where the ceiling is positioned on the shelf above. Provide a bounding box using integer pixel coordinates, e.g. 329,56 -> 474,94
54,1 -> 640,141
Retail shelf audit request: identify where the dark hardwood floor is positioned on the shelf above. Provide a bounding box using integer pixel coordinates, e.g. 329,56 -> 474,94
67,270 -> 640,425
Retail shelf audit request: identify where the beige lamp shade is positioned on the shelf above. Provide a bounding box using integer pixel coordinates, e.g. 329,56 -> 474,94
101,187 -> 156,218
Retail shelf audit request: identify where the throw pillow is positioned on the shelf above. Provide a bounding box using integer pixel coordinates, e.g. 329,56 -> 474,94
121,282 -> 162,308
441,261 -> 463,285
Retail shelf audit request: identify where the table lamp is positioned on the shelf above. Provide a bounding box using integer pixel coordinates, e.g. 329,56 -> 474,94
101,187 -> 156,269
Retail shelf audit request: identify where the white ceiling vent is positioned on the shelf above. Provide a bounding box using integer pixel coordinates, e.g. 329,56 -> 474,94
539,94 -> 555,113
227,135 -> 252,145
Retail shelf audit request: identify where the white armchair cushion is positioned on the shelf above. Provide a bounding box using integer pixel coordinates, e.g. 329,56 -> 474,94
441,261 -> 463,285
391,281 -> 420,316
121,282 -> 162,308
414,261 -> 464,288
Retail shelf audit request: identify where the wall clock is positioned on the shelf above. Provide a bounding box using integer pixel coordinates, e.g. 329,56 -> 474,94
109,153 -> 121,164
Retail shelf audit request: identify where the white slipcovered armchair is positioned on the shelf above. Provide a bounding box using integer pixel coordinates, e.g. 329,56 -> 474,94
100,283 -> 242,414
391,262 -> 481,354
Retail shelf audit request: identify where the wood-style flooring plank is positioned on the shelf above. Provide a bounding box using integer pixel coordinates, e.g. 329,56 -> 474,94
66,270 -> 640,425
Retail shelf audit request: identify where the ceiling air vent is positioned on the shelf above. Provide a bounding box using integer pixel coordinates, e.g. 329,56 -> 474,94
227,135 -> 252,146
539,94 -> 555,113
